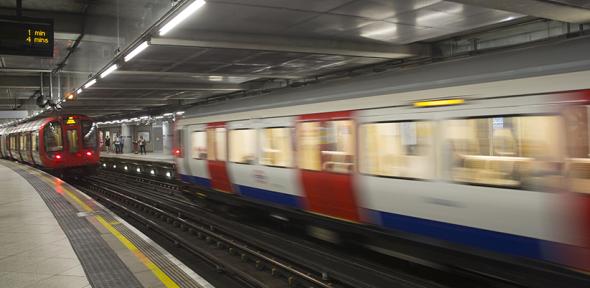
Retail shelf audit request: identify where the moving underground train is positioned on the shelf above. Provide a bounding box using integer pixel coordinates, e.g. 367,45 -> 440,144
174,66 -> 590,279
0,114 -> 100,173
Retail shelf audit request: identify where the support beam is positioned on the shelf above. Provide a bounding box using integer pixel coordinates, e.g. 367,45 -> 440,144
0,76 -> 45,89
0,111 -> 28,118
113,70 -> 303,80
150,31 -> 428,59
449,0 -> 590,23
88,82 -> 242,91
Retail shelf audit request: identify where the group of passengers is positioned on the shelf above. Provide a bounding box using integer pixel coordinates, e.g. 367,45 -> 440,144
104,135 -> 147,155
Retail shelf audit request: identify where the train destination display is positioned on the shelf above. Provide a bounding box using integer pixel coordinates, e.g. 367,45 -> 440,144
0,18 -> 53,57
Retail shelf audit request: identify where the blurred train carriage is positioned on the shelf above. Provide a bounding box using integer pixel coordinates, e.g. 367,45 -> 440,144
173,66 -> 590,278
0,114 -> 99,174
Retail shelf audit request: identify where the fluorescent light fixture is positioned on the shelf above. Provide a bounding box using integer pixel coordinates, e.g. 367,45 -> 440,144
84,79 -> 97,89
154,115 -> 164,119
176,111 -> 185,115
159,0 -> 206,36
140,115 -> 149,119
208,75 -> 223,81
502,16 -> 517,22
163,113 -> 174,117
124,41 -> 150,62
100,64 -> 118,78
77,88 -> 83,94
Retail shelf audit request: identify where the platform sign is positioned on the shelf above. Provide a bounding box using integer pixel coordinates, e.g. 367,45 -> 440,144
0,17 -> 54,57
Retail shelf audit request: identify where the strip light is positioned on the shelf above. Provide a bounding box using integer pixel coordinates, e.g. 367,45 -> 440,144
100,64 -> 118,78
414,98 -> 465,108
76,88 -> 83,94
83,79 -> 97,89
159,0 -> 206,36
124,41 -> 150,62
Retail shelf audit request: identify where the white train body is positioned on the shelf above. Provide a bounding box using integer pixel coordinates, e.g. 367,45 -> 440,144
174,55 -> 590,271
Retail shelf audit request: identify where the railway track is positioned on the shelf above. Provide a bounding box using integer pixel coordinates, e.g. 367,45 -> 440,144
71,170 -> 522,288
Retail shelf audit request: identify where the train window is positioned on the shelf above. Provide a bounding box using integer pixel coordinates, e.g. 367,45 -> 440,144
32,132 -> 38,152
298,122 -> 321,171
20,134 -> 26,151
564,105 -> 590,194
10,135 -> 15,150
82,120 -> 97,149
191,131 -> 207,159
298,121 -> 355,173
229,129 -> 256,164
443,115 -> 564,191
44,121 -> 63,152
26,133 -> 31,152
67,129 -> 79,153
323,120 -> 355,173
260,127 -> 293,167
207,127 -> 227,161
360,121 -> 434,179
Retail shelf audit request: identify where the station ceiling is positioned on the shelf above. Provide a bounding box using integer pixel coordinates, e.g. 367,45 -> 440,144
1,0 -> 589,121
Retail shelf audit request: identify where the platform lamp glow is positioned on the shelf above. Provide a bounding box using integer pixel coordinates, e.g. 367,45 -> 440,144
159,0 -> 206,36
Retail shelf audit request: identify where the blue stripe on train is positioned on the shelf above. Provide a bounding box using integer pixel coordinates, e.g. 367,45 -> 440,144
179,174 -> 211,188
367,209 -> 550,260
236,185 -> 302,209
178,174 -> 301,208
179,173 -> 551,260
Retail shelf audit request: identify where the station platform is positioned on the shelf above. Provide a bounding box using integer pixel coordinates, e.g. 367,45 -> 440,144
0,160 -> 211,288
100,152 -> 174,164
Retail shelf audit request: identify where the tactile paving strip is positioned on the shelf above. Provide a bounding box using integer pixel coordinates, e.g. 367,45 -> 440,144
9,165 -> 143,288
116,222 -> 204,288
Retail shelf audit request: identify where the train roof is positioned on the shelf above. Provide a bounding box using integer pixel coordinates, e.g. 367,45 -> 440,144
2,114 -> 92,135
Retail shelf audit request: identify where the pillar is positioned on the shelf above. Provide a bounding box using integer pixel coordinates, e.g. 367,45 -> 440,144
121,123 -> 132,154
162,120 -> 173,155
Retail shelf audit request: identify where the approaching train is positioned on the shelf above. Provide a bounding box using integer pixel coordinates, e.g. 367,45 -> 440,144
0,114 -> 100,173
174,66 -> 590,280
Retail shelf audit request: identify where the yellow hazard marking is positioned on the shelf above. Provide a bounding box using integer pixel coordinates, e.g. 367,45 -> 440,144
95,215 -> 180,288
31,169 -> 180,288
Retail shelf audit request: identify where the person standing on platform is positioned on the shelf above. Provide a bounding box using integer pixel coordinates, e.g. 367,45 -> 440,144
119,136 -> 125,154
139,136 -> 146,155
105,136 -> 111,153
114,137 -> 120,154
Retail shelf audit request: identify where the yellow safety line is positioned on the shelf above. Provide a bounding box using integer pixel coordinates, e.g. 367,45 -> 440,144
95,215 -> 180,288
30,169 -> 181,288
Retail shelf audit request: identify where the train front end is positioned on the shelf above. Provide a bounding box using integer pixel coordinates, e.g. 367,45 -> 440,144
41,115 -> 100,174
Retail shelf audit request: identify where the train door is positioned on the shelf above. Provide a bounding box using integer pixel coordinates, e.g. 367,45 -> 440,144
206,122 -> 233,193
562,98 -> 590,271
185,124 -> 211,187
65,124 -> 81,156
297,111 -> 360,222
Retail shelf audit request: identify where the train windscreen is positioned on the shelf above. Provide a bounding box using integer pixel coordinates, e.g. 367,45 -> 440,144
82,120 -> 97,149
44,121 -> 63,152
